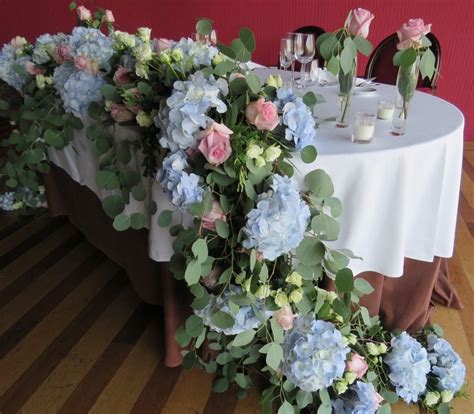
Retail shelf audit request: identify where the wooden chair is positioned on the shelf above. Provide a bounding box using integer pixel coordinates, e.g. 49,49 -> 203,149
365,32 -> 441,93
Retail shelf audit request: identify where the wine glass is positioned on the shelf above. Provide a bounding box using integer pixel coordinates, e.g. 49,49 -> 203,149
286,32 -> 298,87
294,33 -> 315,89
279,38 -> 292,85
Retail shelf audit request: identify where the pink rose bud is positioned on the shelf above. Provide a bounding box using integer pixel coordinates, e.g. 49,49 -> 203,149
155,38 -> 173,53
346,353 -> 369,378
105,10 -> 115,23
245,97 -> 280,131
346,8 -> 375,39
274,305 -> 295,331
373,390 -> 384,408
397,18 -> 432,50
52,44 -> 72,64
197,122 -> 233,166
10,36 -> 26,49
74,56 -> 99,75
25,61 -> 45,75
77,5 -> 92,21
110,103 -> 135,123
113,66 -> 132,85
202,200 -> 226,231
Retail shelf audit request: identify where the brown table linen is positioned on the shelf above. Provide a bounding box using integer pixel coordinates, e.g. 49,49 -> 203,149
44,164 -> 463,366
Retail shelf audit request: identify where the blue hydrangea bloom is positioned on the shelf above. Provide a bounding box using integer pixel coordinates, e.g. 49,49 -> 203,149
60,70 -> 105,117
195,285 -> 265,335
157,71 -> 228,151
69,27 -> 114,71
0,44 -> 29,91
384,332 -> 430,403
158,150 -> 204,210
282,316 -> 350,392
242,175 -> 310,260
32,33 -> 68,64
172,38 -> 219,70
53,62 -> 75,96
274,87 -> 316,150
332,382 -> 382,414
427,334 -> 466,393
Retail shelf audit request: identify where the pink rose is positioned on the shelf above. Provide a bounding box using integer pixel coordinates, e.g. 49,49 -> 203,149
155,38 -> 173,53
25,61 -> 45,75
105,10 -> 115,23
245,97 -> 279,131
110,103 -> 135,123
198,122 -> 233,166
274,305 -> 295,331
373,390 -> 384,409
202,201 -> 226,231
74,56 -> 99,75
52,44 -> 72,64
397,19 -> 432,50
77,5 -> 92,21
113,66 -> 132,85
346,8 -> 375,39
10,36 -> 26,49
346,353 -> 369,378
124,87 -> 142,113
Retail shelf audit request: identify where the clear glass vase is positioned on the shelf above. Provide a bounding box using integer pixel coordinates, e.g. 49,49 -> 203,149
336,58 -> 357,128
391,58 -> 420,136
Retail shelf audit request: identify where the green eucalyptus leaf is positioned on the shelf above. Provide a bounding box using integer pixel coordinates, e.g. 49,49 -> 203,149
101,84 -> 120,102
352,36 -> 373,56
113,213 -> 131,231
240,27 -> 256,52
335,268 -> 354,292
354,278 -> 375,295
311,214 -> 340,241
196,18 -> 212,36
305,169 -> 334,197
44,130 -> 64,148
96,170 -> 119,190
301,145 -> 317,163
266,342 -> 283,371
319,36 -> 339,61
217,43 -> 236,60
420,48 -> 435,80
278,401 -> 294,414
232,329 -> 256,346
215,219 -> 229,238
192,238 -> 208,263
212,377 -> 229,393
158,209 -> 173,227
185,314 -> 204,337
245,72 -> 261,94
327,55 -> 340,76
185,259 -> 202,285
296,390 -> 313,409
399,47 -> 417,67
211,310 -> 235,329
295,237 -> 325,266
214,60 -> 235,76
102,194 -> 125,218
231,38 -> 251,62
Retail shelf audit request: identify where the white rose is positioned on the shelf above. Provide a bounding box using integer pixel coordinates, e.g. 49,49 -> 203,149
136,110 -> 153,127
264,145 -> 282,162
246,144 -> 263,159
137,27 -> 152,42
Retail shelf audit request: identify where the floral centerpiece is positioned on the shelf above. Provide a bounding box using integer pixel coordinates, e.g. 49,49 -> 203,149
391,18 -> 437,135
316,8 -> 374,127
0,5 -> 467,413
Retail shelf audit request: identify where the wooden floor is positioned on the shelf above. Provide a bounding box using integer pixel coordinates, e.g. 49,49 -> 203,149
0,146 -> 473,414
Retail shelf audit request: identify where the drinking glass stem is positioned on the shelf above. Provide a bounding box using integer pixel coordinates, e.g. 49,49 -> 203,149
291,61 -> 295,87
300,62 -> 307,89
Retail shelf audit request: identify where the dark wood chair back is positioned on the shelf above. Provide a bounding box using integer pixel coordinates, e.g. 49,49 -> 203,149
365,32 -> 441,92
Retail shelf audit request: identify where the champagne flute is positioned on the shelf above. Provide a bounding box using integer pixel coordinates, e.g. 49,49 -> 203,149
286,32 -> 297,87
294,33 -> 315,89
279,38 -> 292,85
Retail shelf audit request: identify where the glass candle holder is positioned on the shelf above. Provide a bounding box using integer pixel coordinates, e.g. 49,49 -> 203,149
377,101 -> 395,120
352,112 -> 376,143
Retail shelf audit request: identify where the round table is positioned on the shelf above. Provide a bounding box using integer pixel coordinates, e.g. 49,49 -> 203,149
251,68 -> 464,277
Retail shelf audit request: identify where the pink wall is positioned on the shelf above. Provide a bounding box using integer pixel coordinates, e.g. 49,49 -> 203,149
0,0 -> 472,140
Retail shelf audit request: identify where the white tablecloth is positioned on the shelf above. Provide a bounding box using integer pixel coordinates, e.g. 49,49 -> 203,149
48,71 -> 464,278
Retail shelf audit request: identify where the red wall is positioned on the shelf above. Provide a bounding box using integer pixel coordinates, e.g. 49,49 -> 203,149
0,0 -> 472,140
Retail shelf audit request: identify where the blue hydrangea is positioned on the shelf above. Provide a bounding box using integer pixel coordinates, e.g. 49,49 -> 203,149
384,332 -> 430,403
427,334 -> 466,393
69,27 -> 114,71
282,316 -> 350,392
172,38 -> 219,70
158,150 -> 204,210
0,44 -> 29,91
333,382 -> 382,414
242,175 -> 310,260
157,71 -> 228,151
274,87 -> 316,150
195,285 -> 265,335
32,33 -> 68,64
60,70 -> 105,117
53,62 -> 75,96
0,187 -> 45,211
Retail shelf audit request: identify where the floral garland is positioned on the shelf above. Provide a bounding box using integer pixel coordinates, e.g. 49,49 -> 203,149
0,4 -> 467,413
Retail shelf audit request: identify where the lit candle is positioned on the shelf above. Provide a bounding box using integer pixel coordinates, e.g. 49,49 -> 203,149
352,112 -> 376,143
377,101 -> 395,120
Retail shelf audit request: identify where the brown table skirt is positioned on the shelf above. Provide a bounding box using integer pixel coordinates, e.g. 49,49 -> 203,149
44,164 -> 463,367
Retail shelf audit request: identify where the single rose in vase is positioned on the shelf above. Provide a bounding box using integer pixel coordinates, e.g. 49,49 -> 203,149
245,97 -> 279,131
202,200 -> 226,231
197,122 -> 233,166
397,18 -> 432,50
346,8 -> 375,38
77,5 -> 92,21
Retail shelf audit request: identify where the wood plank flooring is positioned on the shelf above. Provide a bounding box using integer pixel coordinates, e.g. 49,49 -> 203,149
0,145 -> 473,413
